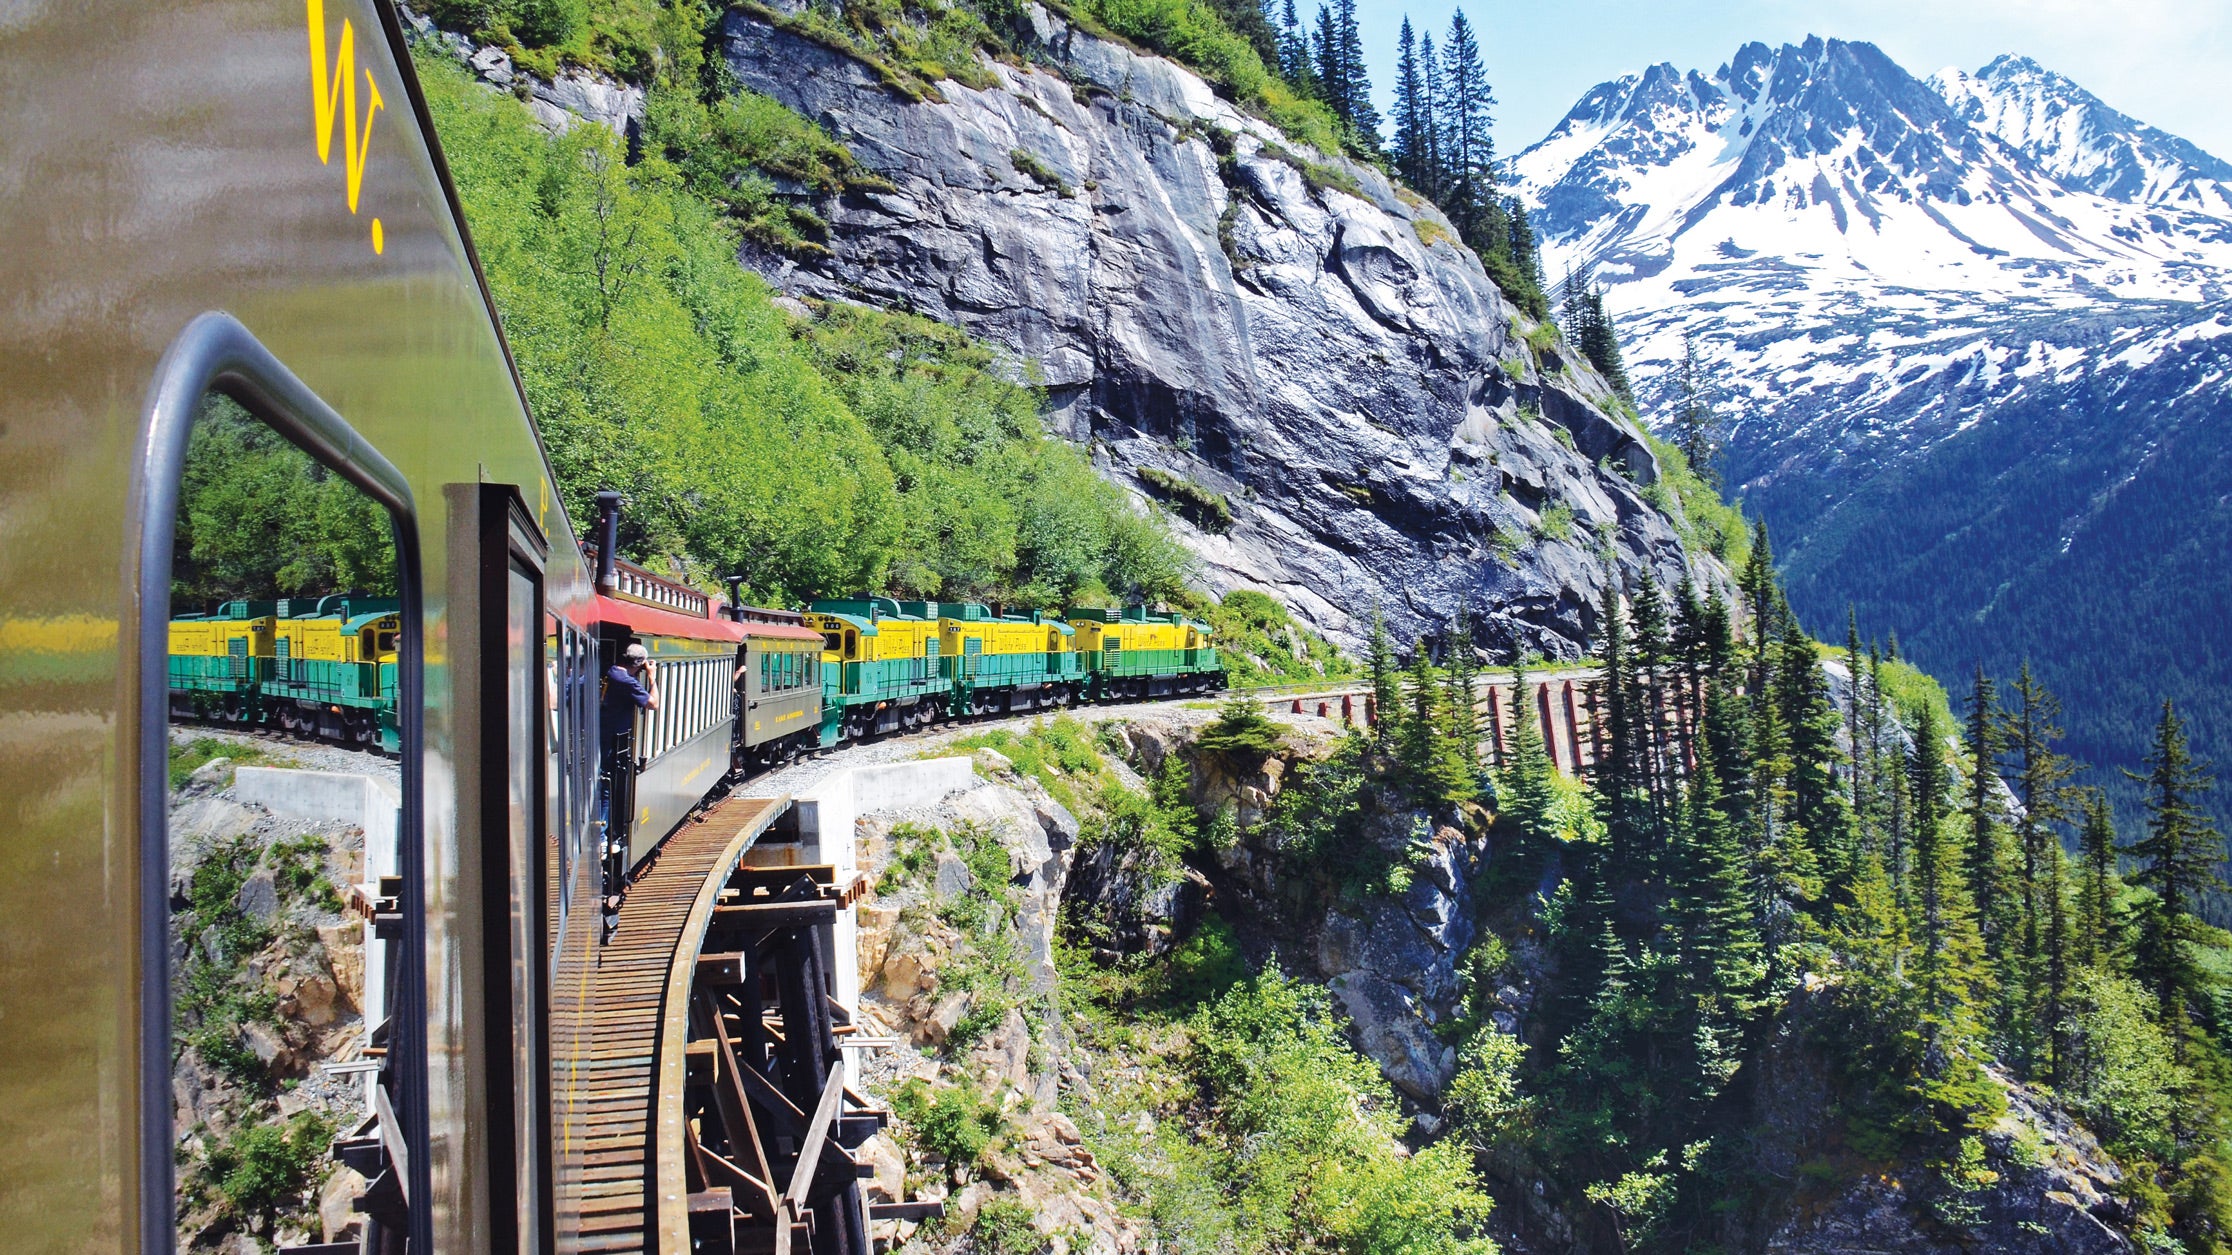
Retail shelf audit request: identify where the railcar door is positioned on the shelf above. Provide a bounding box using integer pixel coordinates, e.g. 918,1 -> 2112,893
448,483 -> 552,1255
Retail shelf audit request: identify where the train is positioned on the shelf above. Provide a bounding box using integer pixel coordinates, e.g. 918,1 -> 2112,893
166,489 -> 1224,883
0,3 -> 1222,1254
168,595 -> 404,751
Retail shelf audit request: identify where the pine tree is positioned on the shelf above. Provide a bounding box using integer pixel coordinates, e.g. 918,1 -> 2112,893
1312,4 -> 1342,111
1629,570 -> 1674,841
1334,0 -> 1379,143
1445,601 -> 1481,789
1845,611 -> 1867,818
1596,577 -> 1644,884
2074,788 -> 2119,970
2002,662 -> 2076,1077
1438,9 -> 1494,245
1778,613 -> 1853,897
2124,701 -> 2225,1044
1414,31 -> 1443,200
1671,753 -> 1760,1012
1909,702 -> 1988,1022
1391,18 -> 1431,189
1277,0 -> 1312,91
1368,604 -> 1398,743
1962,665 -> 2011,959
1577,286 -> 1634,402
1506,198 -> 1545,295
1401,638 -> 1472,805
1671,333 -> 1721,489
1499,659 -> 1557,848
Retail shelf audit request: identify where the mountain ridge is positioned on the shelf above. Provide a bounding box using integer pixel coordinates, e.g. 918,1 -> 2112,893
1506,34 -> 2232,819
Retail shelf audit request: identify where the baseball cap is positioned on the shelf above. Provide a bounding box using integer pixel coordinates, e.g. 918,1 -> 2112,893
624,643 -> 649,663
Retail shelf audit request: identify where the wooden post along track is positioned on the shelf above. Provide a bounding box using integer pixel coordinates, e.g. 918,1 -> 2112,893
552,792 -> 937,1255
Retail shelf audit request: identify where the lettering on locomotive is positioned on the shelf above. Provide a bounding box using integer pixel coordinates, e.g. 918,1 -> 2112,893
306,0 -> 386,253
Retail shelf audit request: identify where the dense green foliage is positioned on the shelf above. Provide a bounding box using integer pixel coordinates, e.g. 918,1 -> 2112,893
173,396 -> 396,610
1069,958 -> 1500,1255
419,46 -> 1192,607
1192,589 -> 1356,687
1421,522 -> 2232,1251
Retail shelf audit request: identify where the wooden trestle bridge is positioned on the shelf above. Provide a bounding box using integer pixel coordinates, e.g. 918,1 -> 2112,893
549,793 -> 939,1255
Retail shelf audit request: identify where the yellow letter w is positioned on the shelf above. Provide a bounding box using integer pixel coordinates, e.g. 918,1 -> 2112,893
306,0 -> 384,213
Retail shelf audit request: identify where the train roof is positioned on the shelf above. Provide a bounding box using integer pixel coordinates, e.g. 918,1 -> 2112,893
593,593 -> 746,645
1065,606 -> 1212,634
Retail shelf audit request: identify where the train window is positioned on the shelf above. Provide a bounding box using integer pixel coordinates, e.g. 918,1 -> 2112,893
144,319 -> 424,1255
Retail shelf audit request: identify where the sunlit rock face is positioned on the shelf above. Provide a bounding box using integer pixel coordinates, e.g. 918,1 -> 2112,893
719,6 -> 1719,658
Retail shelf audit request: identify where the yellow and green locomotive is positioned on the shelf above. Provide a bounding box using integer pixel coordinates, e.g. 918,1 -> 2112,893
166,594 -> 401,750
1070,605 -> 1223,700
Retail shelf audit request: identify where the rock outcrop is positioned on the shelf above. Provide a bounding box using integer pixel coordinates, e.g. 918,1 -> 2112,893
716,5 -> 1714,655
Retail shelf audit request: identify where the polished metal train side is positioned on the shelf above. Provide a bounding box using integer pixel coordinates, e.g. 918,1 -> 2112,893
0,3 -> 608,1252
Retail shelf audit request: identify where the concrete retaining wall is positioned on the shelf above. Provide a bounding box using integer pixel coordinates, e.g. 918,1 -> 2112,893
786,758 -> 978,1013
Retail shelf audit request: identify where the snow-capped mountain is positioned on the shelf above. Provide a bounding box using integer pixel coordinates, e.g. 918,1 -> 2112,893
1505,36 -> 2232,808
1933,55 -> 2232,214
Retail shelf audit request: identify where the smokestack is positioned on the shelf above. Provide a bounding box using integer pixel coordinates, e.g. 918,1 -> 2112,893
594,491 -> 621,594
722,575 -> 746,622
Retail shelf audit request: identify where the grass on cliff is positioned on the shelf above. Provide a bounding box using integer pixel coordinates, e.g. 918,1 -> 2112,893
418,45 -> 1193,607
1639,434 -> 1750,569
1188,589 -> 1357,688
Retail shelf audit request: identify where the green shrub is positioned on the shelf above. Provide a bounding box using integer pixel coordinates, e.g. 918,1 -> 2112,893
894,1079 -> 1002,1165
205,1112 -> 335,1230
1193,589 -> 1355,687
1537,503 -> 1574,542
1138,466 -> 1233,533
969,1196 -> 1046,1254
1193,696 -> 1282,759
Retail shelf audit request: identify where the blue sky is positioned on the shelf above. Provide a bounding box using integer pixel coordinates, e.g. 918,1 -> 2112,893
1351,0 -> 2232,161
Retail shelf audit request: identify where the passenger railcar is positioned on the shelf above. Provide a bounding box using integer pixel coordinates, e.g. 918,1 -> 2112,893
0,3 -> 680,1252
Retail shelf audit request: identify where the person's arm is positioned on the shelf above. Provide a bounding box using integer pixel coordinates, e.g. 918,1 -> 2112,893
640,660 -> 659,711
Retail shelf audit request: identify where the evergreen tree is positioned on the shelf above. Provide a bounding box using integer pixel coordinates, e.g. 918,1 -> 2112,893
2002,662 -> 2076,1076
1629,570 -> 1674,841
1498,659 -> 1557,848
2124,701 -> 2225,1044
1437,10 -> 1493,244
1277,0 -> 1313,91
2075,788 -> 2119,971
1334,0 -> 1379,143
1909,702 -> 1988,1023
1671,332 -> 1722,489
1778,613 -> 1854,896
1401,638 -> 1473,805
1368,604 -> 1398,743
1506,198 -> 1545,293
1577,286 -> 1634,402
1962,665 -> 2013,960
1845,611 -> 1867,818
1595,577 -> 1644,884
1445,601 -> 1482,788
1671,753 -> 1760,1013
1414,31 -> 1443,200
1390,18 -> 1431,189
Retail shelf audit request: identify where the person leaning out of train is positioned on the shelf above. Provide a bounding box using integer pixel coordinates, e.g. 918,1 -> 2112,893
602,641 -> 659,762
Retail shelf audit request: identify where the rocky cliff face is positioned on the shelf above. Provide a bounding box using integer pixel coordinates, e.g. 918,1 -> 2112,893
717,5 -> 1712,656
